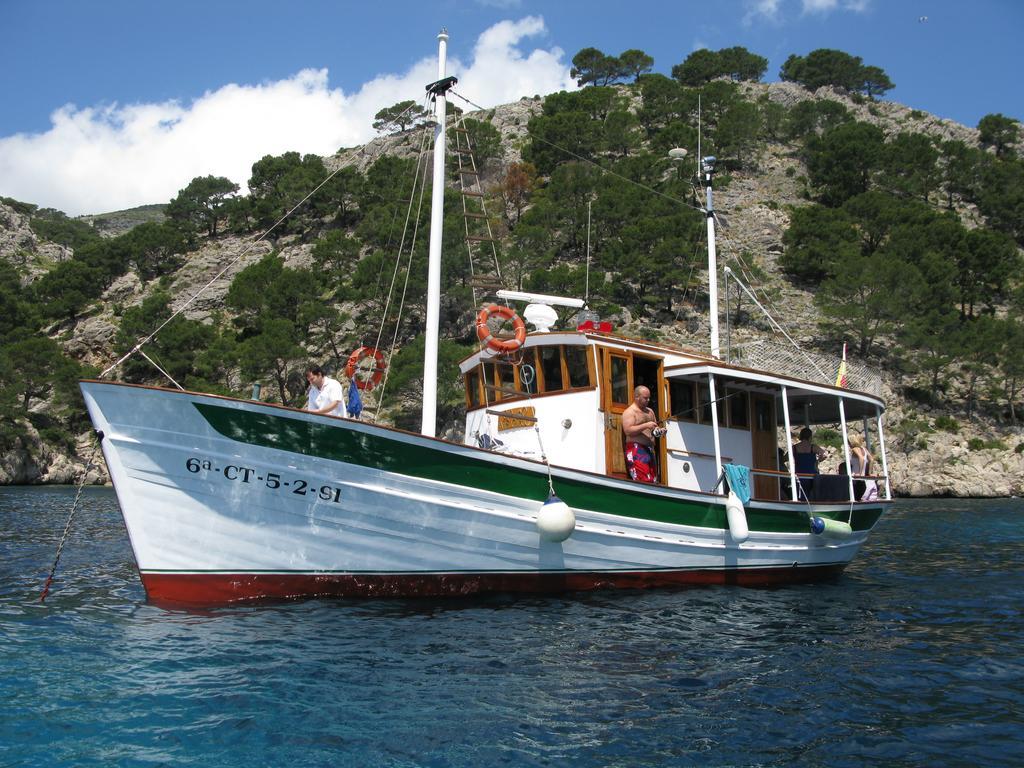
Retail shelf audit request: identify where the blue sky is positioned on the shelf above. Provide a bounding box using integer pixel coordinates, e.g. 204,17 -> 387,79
1,0 -> 1020,216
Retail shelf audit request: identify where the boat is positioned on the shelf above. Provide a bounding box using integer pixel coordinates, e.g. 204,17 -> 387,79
80,31 -> 893,606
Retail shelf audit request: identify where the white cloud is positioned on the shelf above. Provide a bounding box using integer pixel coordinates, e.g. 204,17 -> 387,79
743,0 -> 782,26
802,0 -> 838,11
0,17 -> 573,216
474,0 -> 523,8
802,0 -> 870,14
745,0 -> 869,24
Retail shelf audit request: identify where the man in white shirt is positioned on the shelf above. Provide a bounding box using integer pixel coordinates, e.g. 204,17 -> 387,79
305,365 -> 348,418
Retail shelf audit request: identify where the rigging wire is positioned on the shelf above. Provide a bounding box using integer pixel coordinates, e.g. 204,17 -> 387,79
371,117 -> 434,420
100,100 -> 432,382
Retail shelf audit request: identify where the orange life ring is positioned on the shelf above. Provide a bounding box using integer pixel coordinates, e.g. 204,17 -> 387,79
345,346 -> 386,391
476,304 -> 527,353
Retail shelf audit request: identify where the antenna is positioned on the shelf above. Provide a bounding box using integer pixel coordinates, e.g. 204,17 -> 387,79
585,200 -> 591,304
697,93 -> 702,180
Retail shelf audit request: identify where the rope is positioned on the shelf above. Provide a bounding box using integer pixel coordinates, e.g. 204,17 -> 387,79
140,350 -> 184,391
372,122 -> 433,421
515,363 -> 556,497
724,268 -> 829,380
39,444 -> 100,602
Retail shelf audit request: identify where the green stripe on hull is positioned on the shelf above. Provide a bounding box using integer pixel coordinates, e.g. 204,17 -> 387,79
194,403 -> 882,533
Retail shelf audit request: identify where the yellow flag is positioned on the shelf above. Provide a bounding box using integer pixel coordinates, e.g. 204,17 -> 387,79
835,343 -> 848,387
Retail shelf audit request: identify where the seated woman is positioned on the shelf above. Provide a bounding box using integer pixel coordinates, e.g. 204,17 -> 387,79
793,427 -> 826,500
848,433 -> 873,500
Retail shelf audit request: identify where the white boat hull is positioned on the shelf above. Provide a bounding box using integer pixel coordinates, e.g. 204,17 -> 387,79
82,381 -> 888,605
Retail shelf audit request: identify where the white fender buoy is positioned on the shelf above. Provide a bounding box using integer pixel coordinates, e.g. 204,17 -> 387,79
810,516 -> 854,539
726,491 -> 749,543
536,495 -> 575,542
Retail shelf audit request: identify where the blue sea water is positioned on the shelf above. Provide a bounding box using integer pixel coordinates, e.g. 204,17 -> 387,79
1,488 -> 1021,767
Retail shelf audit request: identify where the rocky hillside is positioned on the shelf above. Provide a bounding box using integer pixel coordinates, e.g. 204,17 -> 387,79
2,81 -> 1022,495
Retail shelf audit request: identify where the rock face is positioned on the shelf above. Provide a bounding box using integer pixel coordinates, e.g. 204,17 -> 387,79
0,201 -> 72,283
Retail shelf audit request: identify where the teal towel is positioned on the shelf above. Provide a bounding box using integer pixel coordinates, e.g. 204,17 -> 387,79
724,464 -> 751,505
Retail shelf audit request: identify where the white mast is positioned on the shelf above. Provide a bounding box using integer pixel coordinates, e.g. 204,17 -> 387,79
702,156 -> 721,359
421,29 -> 450,437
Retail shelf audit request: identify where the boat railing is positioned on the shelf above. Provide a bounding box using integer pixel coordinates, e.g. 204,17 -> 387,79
727,340 -> 883,396
740,467 -> 889,503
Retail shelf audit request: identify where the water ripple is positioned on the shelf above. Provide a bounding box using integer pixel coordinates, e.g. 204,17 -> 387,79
1,491 -> 1021,766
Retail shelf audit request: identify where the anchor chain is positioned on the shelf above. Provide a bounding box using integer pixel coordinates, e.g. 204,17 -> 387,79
40,443 -> 101,602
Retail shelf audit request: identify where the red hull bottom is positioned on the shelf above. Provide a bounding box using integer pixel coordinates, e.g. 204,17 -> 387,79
142,565 -> 848,607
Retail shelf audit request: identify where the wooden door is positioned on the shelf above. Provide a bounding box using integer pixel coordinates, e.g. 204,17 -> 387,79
751,393 -> 779,500
602,350 -> 632,478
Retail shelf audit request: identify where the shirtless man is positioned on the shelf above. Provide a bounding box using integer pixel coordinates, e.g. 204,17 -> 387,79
621,385 -> 665,483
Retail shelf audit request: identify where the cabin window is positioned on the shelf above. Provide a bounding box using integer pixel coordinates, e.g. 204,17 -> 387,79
610,355 -> 630,405
668,380 -> 697,422
465,368 -> 482,408
727,389 -> 750,429
539,347 -> 564,392
481,361 -> 507,402
564,346 -> 591,389
519,349 -> 539,394
699,383 -> 726,425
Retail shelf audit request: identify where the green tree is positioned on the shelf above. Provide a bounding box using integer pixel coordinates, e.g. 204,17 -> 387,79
978,113 -> 1020,158
114,290 -> 216,386
26,208 -> 102,251
311,230 -> 363,294
618,49 -> 654,81
383,337 -> 471,432
372,100 -> 429,133
714,100 -> 761,169
672,47 -> 767,85
938,139 -> 982,211
959,314 -> 1003,419
858,65 -> 895,99
248,152 -> 331,234
815,252 -> 914,355
780,49 -> 888,94
226,254 -> 322,335
958,228 -> 1021,317
570,47 -> 619,86
974,155 -> 1024,244
637,74 -> 691,133
32,259 -> 103,321
719,46 -> 769,81
122,221 -> 186,281
784,99 -> 851,139
523,110 -> 603,175
780,204 -> 858,282
237,318 -> 305,405
166,175 -> 239,238
0,336 -> 79,410
882,132 -> 939,202
998,318 -> 1024,423
603,110 -> 642,157
459,117 -> 502,170
805,121 -> 886,206
0,262 -> 38,338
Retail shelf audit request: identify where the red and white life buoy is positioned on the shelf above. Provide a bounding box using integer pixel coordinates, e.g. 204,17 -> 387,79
345,346 -> 386,391
476,304 -> 527,353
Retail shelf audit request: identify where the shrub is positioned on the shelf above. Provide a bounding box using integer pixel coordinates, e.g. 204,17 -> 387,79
934,415 -> 959,433
816,427 -> 843,448
967,438 -> 1007,451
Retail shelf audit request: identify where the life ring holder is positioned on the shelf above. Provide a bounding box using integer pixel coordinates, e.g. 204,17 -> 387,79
345,346 -> 386,391
476,304 -> 527,354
